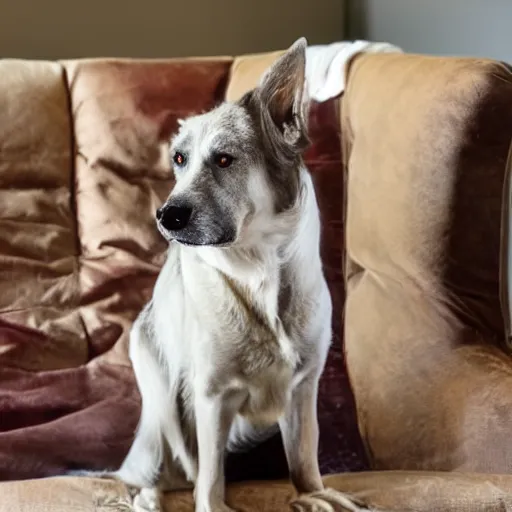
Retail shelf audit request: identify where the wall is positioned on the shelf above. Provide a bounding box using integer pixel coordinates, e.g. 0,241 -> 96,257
348,0 -> 512,63
0,0 -> 344,59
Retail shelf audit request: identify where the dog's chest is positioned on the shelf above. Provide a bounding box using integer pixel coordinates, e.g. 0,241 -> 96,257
228,264 -> 301,366
187,256 -> 300,364
222,274 -> 298,424
180,249 -> 317,423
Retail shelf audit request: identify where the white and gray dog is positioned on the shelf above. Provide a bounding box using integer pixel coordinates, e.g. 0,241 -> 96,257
81,38 -> 370,512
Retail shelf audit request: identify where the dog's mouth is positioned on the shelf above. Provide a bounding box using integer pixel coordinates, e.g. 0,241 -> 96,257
158,225 -> 234,248
156,214 -> 236,248
173,237 -> 232,248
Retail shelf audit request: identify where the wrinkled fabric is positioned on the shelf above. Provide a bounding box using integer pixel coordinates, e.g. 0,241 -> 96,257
0,60 -> 83,371
0,53 -> 368,483
2,48 -> 512,512
0,61 -> 129,479
0,57 -> 233,479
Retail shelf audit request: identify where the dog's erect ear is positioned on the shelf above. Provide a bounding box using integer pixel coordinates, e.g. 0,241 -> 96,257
258,37 -> 309,151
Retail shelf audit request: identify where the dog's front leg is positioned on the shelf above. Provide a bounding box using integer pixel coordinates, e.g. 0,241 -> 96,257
280,374 -> 370,512
194,384 -> 241,512
279,374 -> 323,495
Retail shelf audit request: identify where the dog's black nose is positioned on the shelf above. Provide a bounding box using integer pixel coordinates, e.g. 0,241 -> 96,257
159,205 -> 193,231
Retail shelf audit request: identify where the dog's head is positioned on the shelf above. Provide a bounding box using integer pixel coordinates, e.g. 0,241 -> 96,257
157,37 -> 310,248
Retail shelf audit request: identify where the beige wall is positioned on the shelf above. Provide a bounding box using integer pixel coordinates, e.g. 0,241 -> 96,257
0,0 -> 345,59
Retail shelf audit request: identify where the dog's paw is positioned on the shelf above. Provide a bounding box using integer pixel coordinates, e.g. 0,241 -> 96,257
133,487 -> 161,512
291,488 -> 371,512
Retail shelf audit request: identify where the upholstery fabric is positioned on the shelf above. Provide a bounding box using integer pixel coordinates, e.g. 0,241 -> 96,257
4,472 -> 512,512
341,52 -> 512,472
0,61 -> 132,480
0,57 -> 233,479
0,53 -> 368,481
0,60 -> 80,370
1,48 -> 512,512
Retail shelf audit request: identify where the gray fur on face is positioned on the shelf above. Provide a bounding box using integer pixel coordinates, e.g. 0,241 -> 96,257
157,37 -> 310,248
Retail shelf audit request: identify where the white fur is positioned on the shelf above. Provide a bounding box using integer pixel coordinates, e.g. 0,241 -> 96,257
109,37 -> 370,512
116,167 -> 333,512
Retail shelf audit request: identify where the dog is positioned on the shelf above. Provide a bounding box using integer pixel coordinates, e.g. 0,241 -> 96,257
85,38 -> 370,512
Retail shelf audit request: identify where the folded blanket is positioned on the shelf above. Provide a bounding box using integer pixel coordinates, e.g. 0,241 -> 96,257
305,40 -> 403,102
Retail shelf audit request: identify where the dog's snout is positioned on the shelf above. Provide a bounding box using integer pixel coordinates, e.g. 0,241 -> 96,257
159,205 -> 193,232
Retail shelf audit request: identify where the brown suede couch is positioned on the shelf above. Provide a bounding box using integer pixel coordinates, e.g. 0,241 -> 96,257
1,47 -> 512,511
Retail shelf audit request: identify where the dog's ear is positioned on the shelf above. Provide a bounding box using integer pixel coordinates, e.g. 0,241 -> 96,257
257,37 -> 309,152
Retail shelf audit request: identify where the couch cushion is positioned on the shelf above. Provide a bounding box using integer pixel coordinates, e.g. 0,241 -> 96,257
0,60 -> 83,371
227,52 -> 368,474
3,472 -> 512,512
166,472 -> 512,511
342,52 -> 512,471
0,61 -> 134,480
64,57 -> 233,366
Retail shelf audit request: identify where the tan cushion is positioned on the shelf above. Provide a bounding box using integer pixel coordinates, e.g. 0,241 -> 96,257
225,51 -> 283,102
168,472 -> 512,511
0,60 -> 84,371
3,472 -> 512,512
342,52 -> 512,471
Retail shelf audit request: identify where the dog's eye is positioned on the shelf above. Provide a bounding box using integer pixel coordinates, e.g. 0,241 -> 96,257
173,152 -> 186,166
214,153 -> 234,169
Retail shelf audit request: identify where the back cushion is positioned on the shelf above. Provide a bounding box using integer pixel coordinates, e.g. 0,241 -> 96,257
342,52 -> 512,471
0,61 -> 82,371
64,58 -> 233,364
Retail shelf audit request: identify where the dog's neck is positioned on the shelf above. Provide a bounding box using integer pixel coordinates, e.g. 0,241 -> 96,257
189,168 -> 322,294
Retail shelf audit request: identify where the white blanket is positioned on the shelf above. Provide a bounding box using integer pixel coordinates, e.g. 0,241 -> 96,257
305,40 -> 403,102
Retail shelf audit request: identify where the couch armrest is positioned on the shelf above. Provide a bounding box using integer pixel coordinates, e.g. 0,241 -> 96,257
342,51 -> 512,472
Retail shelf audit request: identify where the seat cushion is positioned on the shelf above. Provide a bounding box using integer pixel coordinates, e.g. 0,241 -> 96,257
3,472 -> 512,512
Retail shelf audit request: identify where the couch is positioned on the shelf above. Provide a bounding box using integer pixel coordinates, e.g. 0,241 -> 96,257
0,46 -> 512,511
